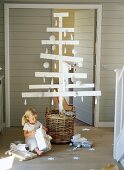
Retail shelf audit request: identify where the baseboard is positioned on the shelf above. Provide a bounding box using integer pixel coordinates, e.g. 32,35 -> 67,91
0,122 -> 6,132
97,122 -> 114,127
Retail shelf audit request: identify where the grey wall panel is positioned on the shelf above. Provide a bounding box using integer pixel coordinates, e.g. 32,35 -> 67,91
9,8 -> 52,126
10,77 -> 51,85
101,93 -> 115,100
10,16 -> 51,24
0,4 -> 4,67
10,24 -> 49,32
103,10 -> 124,18
10,32 -> 50,40
9,8 -> 51,16
75,33 -> 94,40
0,33 -> 4,40
100,2 -> 124,123
102,34 -> 124,41
102,18 -> 124,26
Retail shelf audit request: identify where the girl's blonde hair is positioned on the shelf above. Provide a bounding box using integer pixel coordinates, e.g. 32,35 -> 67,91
22,108 -> 38,126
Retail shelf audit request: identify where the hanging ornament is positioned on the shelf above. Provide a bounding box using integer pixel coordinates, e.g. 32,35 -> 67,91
43,62 -> 49,69
76,81 -> 81,85
77,62 -> 83,68
64,47 -> 66,54
51,98 -> 54,105
50,35 -> 55,41
71,76 -> 74,82
43,77 -> 46,83
45,48 -> 48,54
51,78 -> 53,85
24,99 -> 27,105
74,93 -> 76,98
55,19 -> 57,26
53,89 -> 55,92
64,31 -> 66,37
72,48 -> 77,55
81,96 -> 84,102
52,45 -> 56,51
69,65 -> 72,71
95,97 -> 97,104
54,62 -> 57,69
71,34 -> 73,40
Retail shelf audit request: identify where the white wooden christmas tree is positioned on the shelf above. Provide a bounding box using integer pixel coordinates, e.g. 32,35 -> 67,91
22,12 -> 101,112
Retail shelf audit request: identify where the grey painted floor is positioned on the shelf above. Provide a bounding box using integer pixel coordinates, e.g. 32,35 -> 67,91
0,125 -> 123,170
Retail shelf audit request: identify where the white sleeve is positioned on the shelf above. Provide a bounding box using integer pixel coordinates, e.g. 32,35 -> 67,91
23,123 -> 29,131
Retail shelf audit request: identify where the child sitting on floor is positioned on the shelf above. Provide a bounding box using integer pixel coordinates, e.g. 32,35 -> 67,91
22,108 -> 48,155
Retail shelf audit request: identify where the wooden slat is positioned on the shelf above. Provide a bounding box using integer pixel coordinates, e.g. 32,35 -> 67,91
22,91 -> 101,98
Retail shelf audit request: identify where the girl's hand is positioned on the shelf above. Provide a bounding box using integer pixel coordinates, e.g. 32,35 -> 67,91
24,130 -> 36,138
43,126 -> 48,132
31,130 -> 36,136
40,124 -> 48,132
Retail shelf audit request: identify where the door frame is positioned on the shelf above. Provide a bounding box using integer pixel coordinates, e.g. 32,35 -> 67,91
4,3 -> 102,127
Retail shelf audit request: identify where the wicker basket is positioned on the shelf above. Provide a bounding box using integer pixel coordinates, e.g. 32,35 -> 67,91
45,109 -> 75,143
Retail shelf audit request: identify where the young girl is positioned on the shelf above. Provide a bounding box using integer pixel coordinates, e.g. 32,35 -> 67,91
22,108 -> 48,155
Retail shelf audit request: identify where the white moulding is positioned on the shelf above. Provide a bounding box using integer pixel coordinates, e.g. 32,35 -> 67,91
41,40 -> 79,45
22,91 -> 101,98
35,72 -> 87,79
40,53 -> 83,63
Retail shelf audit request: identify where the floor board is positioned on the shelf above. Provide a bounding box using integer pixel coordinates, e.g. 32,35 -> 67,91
0,125 -> 123,170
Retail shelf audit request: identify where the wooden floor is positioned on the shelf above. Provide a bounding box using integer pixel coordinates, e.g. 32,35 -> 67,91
0,124 -> 123,170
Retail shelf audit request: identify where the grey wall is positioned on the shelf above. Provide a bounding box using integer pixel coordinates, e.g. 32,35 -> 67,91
1,0 -> 124,125
0,2 -> 4,75
9,8 -> 52,126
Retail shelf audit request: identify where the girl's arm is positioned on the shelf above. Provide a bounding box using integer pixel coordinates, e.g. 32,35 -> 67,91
40,124 -> 48,132
23,130 -> 35,138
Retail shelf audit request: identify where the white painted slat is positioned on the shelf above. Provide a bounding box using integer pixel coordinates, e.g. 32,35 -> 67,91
35,72 -> 87,78
41,40 -> 79,45
53,12 -> 68,17
29,84 -> 61,89
40,53 -> 83,63
29,83 -> 94,89
66,83 -> 94,88
22,91 -> 101,98
47,27 -> 74,32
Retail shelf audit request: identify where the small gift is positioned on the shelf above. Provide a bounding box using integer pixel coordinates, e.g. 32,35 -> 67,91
35,128 -> 52,152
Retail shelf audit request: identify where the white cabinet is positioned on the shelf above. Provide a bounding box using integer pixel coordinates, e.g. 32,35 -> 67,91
0,75 -> 4,133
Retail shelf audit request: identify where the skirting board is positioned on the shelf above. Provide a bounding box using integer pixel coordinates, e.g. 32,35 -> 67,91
97,122 -> 114,127
0,123 -> 5,133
